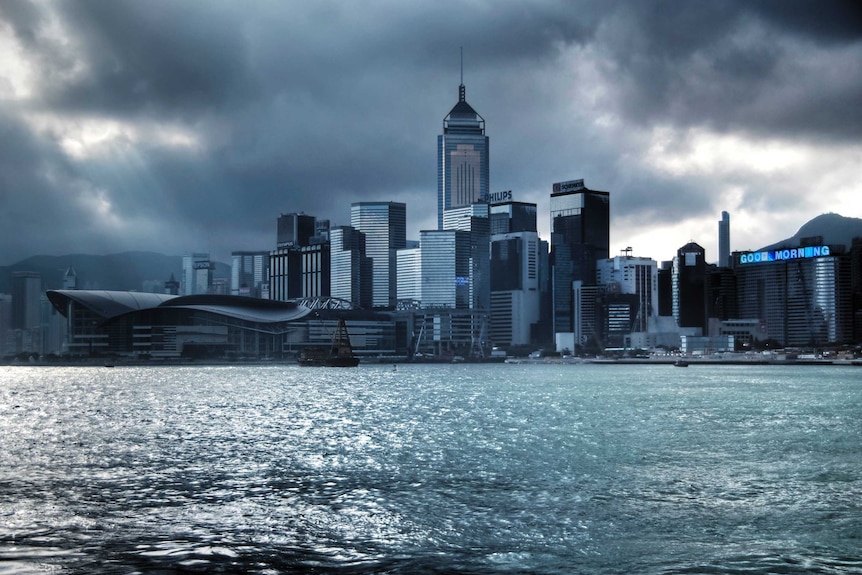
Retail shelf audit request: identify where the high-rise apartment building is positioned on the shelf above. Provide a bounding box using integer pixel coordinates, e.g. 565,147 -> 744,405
438,80 -> 489,230
549,179 -> 610,336
718,211 -> 730,268
351,202 -> 406,309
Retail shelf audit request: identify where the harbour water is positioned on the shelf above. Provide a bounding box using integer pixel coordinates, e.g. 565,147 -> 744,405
1,363 -> 860,574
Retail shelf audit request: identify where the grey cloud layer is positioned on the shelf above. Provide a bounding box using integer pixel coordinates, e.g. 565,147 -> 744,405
0,0 -> 859,264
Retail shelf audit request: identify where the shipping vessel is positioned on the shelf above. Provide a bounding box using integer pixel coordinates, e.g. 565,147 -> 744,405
297,318 -> 360,367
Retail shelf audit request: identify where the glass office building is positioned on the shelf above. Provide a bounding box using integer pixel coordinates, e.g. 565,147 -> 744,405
330,226 -> 372,309
351,202 -> 407,309
489,200 -> 541,346
549,179 -> 610,335
718,211 -> 731,268
438,82 -> 489,230
231,251 -> 269,298
734,245 -> 852,346
441,203 -> 490,312
419,230 -> 471,309
182,253 -> 212,296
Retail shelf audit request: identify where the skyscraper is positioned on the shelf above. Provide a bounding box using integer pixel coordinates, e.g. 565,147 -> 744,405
351,202 -> 407,309
419,230 -> 472,309
11,271 -> 41,331
437,75 -> 489,230
596,255 -> 659,334
549,179 -> 610,336
11,271 -> 42,354
231,251 -> 269,297
182,253 -> 212,295
734,243 -> 852,345
489,201 -> 541,346
330,226 -> 372,308
718,211 -> 730,268
442,203 -> 490,312
673,241 -> 707,332
277,213 -> 316,248
270,213 -> 324,302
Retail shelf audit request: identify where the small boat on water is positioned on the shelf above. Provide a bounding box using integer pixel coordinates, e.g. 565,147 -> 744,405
297,318 -> 360,367
674,359 -> 690,367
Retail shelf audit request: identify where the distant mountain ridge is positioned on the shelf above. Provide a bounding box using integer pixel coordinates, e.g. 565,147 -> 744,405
0,252 -> 229,293
760,213 -> 862,252
2,213 -> 860,293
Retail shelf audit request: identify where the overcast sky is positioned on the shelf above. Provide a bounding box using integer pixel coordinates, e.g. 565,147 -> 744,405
1,0 -> 860,266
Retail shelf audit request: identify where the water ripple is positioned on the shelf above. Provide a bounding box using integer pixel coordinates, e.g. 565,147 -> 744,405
0,364 -> 860,574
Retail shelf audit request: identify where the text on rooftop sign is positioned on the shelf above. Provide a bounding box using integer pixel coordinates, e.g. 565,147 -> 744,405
738,245 -> 831,265
553,179 -> 585,193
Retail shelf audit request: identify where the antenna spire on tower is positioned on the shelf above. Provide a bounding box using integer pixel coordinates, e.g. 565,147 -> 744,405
459,47 -> 465,102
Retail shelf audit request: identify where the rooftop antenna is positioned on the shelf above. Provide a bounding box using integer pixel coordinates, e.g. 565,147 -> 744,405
459,46 -> 465,102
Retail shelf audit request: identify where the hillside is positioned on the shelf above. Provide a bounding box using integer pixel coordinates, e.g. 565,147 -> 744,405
760,213 -> 862,251
0,252 -> 229,293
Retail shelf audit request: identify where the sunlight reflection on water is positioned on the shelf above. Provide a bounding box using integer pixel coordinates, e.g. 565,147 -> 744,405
0,363 -> 860,574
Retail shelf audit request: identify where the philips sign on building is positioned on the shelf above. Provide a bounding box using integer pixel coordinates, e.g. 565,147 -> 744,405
737,245 -> 831,265
488,190 -> 513,204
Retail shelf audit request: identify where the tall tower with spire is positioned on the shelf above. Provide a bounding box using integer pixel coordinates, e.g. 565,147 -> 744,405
437,52 -> 489,230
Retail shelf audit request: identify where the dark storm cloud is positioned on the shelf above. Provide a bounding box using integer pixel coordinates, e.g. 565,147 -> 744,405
47,2 -> 252,115
595,0 -> 862,139
0,109 -> 115,257
1,0 -> 860,265
747,0 -> 862,43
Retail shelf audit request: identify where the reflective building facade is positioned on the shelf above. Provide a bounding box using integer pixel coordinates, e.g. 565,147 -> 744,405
441,203 -> 490,312
718,211 -> 731,268
673,242 -> 708,333
734,245 -> 852,346
489,201 -> 541,346
231,251 -> 269,297
181,253 -> 212,296
419,230 -> 471,309
549,179 -> 610,335
330,226 -> 372,309
277,213 -> 316,248
438,82 -> 489,230
351,202 -> 407,309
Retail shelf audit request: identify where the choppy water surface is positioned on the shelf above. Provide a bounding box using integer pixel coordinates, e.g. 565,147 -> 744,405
1,363 -> 861,574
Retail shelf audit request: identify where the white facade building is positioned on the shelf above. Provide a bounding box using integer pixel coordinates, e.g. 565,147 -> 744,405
351,202 -> 406,309
182,253 -> 212,296
596,255 -> 659,333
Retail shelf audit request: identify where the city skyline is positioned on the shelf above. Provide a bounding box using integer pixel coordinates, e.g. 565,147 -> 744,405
1,2 -> 861,266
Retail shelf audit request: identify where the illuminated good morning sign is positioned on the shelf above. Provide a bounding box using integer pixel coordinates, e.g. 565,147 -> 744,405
738,245 -> 831,265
